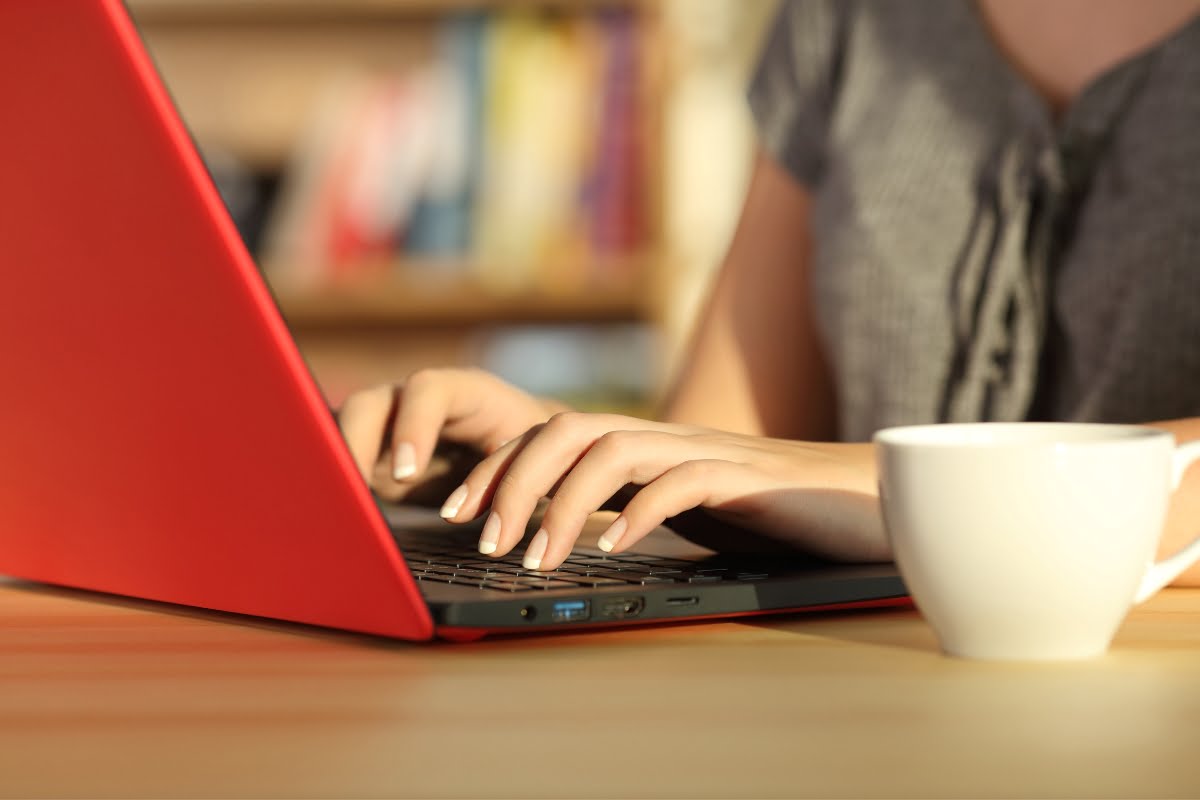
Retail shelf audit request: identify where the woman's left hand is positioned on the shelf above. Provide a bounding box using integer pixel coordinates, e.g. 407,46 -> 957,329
436,412 -> 891,571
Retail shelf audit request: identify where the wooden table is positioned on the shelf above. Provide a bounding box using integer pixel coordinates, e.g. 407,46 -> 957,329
1,577 -> 1198,798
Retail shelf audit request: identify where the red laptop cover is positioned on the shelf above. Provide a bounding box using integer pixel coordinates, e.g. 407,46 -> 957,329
0,1 -> 433,639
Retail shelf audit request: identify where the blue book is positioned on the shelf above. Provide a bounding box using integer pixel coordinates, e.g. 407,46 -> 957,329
405,12 -> 486,259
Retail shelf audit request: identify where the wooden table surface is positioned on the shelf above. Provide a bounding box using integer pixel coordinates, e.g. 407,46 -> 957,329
1,577 -> 1198,799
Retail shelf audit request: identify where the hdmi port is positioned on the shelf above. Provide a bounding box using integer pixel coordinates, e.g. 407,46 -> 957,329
665,596 -> 699,607
599,596 -> 645,619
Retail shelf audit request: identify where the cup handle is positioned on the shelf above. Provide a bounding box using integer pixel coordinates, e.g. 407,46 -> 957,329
1135,440 -> 1200,603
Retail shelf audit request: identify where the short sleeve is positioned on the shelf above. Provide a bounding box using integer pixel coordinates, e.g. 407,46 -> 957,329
747,0 -> 848,187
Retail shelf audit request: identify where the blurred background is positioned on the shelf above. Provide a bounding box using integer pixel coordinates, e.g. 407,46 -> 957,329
128,0 -> 777,413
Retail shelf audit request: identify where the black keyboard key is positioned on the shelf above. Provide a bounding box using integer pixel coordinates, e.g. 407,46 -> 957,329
451,568 -> 493,578
567,577 -> 629,587
528,579 -> 584,590
605,563 -> 655,573
447,576 -> 489,586
585,569 -> 643,582
480,580 -> 536,592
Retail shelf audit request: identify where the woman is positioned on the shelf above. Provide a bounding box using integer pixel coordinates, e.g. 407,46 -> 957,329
337,0 -> 1200,579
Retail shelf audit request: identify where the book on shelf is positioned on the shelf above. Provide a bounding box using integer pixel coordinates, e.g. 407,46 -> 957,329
404,14 -> 483,260
261,7 -> 648,298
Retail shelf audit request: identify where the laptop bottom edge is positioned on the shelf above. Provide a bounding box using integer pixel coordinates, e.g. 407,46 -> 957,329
426,568 -> 909,639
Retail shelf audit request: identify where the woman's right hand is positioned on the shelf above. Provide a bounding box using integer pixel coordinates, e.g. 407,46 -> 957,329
336,367 -> 565,506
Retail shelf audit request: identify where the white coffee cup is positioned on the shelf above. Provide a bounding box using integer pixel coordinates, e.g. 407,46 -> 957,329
874,422 -> 1200,660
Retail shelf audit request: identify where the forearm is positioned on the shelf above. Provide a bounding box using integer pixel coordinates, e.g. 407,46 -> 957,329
642,416 -> 1200,586
659,148 -> 837,440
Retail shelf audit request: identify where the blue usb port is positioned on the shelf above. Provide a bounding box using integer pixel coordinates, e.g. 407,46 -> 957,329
551,599 -> 591,623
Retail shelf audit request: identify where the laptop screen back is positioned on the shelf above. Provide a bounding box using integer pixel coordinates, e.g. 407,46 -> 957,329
0,0 -> 432,639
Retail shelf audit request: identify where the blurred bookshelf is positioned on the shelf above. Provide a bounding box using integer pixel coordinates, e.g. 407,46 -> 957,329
128,0 -> 666,409
127,0 -> 777,413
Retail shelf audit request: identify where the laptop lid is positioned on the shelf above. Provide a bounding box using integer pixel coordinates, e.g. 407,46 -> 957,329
0,0 -> 434,640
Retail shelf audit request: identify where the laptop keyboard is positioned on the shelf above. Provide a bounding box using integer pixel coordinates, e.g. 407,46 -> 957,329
402,535 -> 771,592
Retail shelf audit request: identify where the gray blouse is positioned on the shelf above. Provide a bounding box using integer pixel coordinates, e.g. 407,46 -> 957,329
749,0 -> 1200,442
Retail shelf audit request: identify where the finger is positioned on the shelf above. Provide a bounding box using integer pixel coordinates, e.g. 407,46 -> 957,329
457,412 -> 606,563
534,430 -> 688,570
389,369 -> 477,483
437,427 -> 550,568
336,384 -> 397,481
437,423 -> 538,521
598,460 -> 753,554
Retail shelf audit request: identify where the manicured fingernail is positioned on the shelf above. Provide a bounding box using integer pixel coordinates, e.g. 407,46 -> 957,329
393,442 -> 417,480
478,512 -> 502,555
522,529 -> 549,571
439,485 -> 469,519
597,516 -> 627,553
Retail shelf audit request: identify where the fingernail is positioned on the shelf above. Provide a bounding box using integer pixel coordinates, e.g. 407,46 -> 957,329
478,512 -> 502,555
522,529 -> 549,571
597,516 -> 627,553
393,442 -> 417,480
439,485 -> 469,519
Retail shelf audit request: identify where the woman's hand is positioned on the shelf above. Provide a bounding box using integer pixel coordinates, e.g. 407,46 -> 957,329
336,368 -> 566,506
438,411 -> 891,571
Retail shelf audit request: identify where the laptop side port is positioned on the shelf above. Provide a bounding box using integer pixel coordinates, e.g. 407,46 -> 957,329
599,596 -> 645,620
551,599 -> 591,623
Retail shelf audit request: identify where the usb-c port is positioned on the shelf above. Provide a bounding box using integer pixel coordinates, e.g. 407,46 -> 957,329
665,596 -> 699,607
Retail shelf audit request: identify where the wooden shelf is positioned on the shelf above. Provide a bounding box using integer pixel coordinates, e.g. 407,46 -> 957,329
270,271 -> 650,329
128,0 -> 645,24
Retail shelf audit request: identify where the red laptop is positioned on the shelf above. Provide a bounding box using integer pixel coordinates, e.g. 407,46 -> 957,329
0,0 -> 905,640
